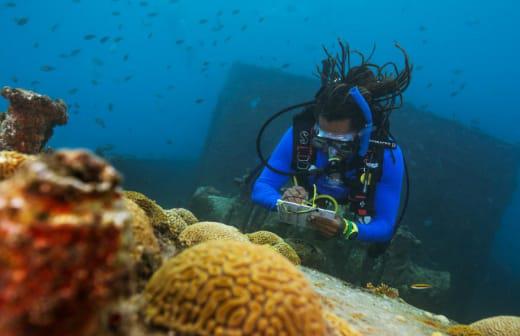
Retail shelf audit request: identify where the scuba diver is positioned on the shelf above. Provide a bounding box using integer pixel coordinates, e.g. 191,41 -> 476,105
252,40 -> 412,243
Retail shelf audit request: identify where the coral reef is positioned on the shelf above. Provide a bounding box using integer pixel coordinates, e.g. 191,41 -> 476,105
144,240 -> 326,335
470,316 -> 520,336
0,87 -> 68,154
446,324 -> 482,336
123,197 -> 162,288
0,150 -> 33,180
0,150 -> 131,336
171,207 -> 198,225
271,241 -> 302,265
246,230 -> 284,245
324,311 -> 361,336
163,208 -> 188,237
365,282 -> 400,299
177,221 -> 249,247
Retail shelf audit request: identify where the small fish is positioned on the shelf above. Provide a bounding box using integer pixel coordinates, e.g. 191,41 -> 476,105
426,82 -> 433,88
166,139 -> 173,145
123,74 -> 133,82
418,25 -> 427,32
410,283 -> 432,290
198,18 -> 208,24
91,79 -> 99,86
450,91 -> 459,97
167,84 -> 175,90
4,2 -> 16,7
14,17 -> 29,26
40,65 -> 56,72
147,12 -> 158,17
95,117 -> 106,128
458,82 -> 466,91
452,69 -> 464,75
99,36 -> 110,43
33,42 -> 39,48
31,80 -> 40,86
11,75 -> 18,83
108,103 -> 113,112
195,98 -> 205,104
123,53 -> 129,61
258,16 -> 265,23
231,9 -> 240,15
415,65 -> 424,71
303,16 -> 310,22
92,57 -> 104,66
281,63 -> 290,69
84,34 -> 96,40
70,48 -> 81,56
112,11 -> 120,16
139,0 -> 148,6
147,32 -> 153,39
216,10 -> 223,16
68,88 -> 79,95
175,39 -> 185,45
240,24 -> 247,32
50,23 -> 59,32
224,35 -> 232,42
113,36 -> 124,43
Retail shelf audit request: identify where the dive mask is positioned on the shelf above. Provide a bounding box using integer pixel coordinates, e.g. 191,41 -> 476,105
311,123 -> 357,157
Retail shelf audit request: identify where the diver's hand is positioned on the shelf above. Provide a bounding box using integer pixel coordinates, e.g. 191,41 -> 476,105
281,186 -> 308,204
308,214 -> 343,238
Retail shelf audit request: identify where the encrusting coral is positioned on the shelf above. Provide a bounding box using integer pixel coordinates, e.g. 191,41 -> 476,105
164,208 -> 188,237
0,86 -> 68,154
123,197 -> 162,287
0,150 -> 33,180
0,150 -> 131,336
246,230 -> 285,246
446,324 -> 482,336
177,221 -> 249,247
365,282 -> 400,299
470,316 -> 520,336
144,240 -> 327,335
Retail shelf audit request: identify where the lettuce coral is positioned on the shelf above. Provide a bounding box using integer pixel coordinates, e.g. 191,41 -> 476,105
470,316 -> 520,336
144,240 -> 327,335
177,221 -> 249,247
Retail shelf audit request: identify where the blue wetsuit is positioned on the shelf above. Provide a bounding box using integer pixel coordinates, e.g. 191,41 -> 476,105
251,126 -> 404,243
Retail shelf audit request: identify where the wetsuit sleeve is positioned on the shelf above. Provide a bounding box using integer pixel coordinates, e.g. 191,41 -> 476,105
356,145 -> 404,242
251,127 -> 294,210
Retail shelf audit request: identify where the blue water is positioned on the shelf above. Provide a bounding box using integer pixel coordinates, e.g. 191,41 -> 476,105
1,0 -> 519,319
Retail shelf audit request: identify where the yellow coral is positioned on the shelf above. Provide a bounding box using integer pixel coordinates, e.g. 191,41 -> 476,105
247,230 -> 284,246
123,190 -> 169,226
271,241 -> 301,265
446,325 -> 482,336
0,151 -> 32,180
178,221 -> 249,247
470,316 -> 520,336
324,311 -> 361,336
171,207 -> 198,225
164,209 -> 188,237
365,282 -> 399,299
144,240 -> 327,335
123,198 -> 162,284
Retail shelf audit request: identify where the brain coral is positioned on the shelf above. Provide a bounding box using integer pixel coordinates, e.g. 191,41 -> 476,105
0,150 -> 32,180
172,207 -> 198,225
470,316 -> 520,336
246,230 -> 284,246
144,240 -> 326,336
271,241 -> 301,265
178,221 -> 249,247
123,190 -> 169,227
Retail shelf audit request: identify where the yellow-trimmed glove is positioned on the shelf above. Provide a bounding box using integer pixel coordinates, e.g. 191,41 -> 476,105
341,218 -> 359,240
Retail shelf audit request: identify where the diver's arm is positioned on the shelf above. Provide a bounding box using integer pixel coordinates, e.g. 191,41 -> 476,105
251,127 -> 294,210
356,146 -> 405,242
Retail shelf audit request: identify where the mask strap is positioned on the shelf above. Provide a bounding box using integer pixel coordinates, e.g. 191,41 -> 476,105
348,86 -> 373,157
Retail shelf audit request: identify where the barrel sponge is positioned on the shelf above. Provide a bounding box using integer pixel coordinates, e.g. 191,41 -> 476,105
446,325 -> 482,336
178,221 -> 249,247
172,208 -> 198,225
324,311 -> 361,336
470,316 -> 520,336
246,230 -> 284,246
144,240 -> 327,336
271,241 -> 301,265
0,150 -> 32,180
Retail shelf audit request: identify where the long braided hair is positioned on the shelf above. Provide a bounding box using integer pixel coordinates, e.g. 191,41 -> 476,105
313,39 -> 413,137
